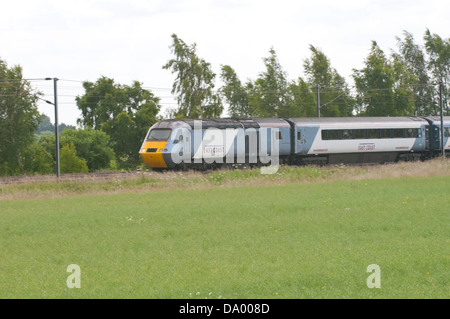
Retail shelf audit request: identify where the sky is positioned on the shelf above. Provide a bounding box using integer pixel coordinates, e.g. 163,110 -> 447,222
1,0 -> 449,126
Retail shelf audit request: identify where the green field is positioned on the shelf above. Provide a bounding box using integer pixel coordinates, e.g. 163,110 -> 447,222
0,171 -> 449,298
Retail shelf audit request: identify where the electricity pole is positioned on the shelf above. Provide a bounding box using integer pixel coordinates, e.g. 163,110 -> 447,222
439,81 -> 445,158
45,77 -> 60,178
54,78 -> 60,177
316,84 -> 320,117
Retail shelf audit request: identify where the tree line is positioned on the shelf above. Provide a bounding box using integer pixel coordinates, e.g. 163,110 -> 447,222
0,29 -> 448,176
164,29 -> 448,119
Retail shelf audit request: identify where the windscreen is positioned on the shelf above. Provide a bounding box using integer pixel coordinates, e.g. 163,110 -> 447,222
147,129 -> 172,141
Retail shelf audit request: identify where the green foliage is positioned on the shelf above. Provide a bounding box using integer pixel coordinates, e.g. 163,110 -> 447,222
101,112 -> 137,169
353,41 -> 415,116
76,77 -> 160,168
22,141 -> 54,175
163,34 -> 223,118
220,65 -> 251,117
38,128 -> 115,172
60,142 -> 89,174
61,128 -> 115,171
304,45 -> 354,116
394,31 -> 434,115
0,58 -> 40,175
36,113 -> 55,134
286,78 -> 318,117
424,29 -> 449,114
248,48 -> 290,117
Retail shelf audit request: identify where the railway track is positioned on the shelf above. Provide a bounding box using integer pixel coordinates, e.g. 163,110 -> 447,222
0,162 -> 396,186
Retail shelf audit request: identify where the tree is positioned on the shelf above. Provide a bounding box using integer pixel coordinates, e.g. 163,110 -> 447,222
36,113 -> 75,135
76,77 -> 160,168
60,142 -> 89,174
248,47 -> 290,117
163,34 -> 223,118
220,65 -> 251,117
393,31 -> 434,115
38,128 -> 115,172
22,142 -> 54,175
353,41 -> 415,116
304,45 -> 354,116
0,58 -> 40,175
286,78 -> 317,117
424,29 -> 449,114
60,128 -> 115,171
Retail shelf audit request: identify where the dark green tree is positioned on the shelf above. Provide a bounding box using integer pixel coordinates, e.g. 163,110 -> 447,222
60,142 -> 89,174
353,41 -> 415,116
286,78 -> 317,117
38,128 -> 115,172
424,29 -> 449,114
60,128 -> 115,171
304,45 -> 354,116
76,77 -> 160,168
0,58 -> 40,175
163,34 -> 223,118
393,31 -> 434,115
220,65 -> 251,117
248,47 -> 290,117
36,113 -> 75,135
22,142 -> 54,175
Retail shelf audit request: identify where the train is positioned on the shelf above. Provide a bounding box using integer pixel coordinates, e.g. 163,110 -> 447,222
139,116 -> 450,170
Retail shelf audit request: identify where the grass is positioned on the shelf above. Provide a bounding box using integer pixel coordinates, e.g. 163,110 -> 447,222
0,164 -> 449,298
1,158 -> 449,200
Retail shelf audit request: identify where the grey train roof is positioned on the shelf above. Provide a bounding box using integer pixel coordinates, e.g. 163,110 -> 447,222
285,117 -> 429,126
422,116 -> 450,125
152,116 -> 449,130
153,118 -> 260,129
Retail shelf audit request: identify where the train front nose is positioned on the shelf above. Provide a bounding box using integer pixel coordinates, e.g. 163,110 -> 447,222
140,141 -> 168,168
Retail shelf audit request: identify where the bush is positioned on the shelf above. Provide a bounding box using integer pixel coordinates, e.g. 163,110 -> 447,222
60,143 -> 89,174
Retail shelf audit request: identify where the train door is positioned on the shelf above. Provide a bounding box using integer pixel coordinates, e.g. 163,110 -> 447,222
296,127 -> 306,154
431,125 -> 441,150
183,129 -> 190,157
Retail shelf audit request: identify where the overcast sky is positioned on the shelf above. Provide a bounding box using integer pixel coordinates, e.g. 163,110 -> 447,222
2,0 -> 449,126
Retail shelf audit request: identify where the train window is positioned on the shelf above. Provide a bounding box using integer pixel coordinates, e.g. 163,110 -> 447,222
367,129 -> 379,139
297,131 -> 301,141
405,128 -> 419,138
326,130 -> 339,140
354,129 -> 366,139
380,129 -> 391,139
393,129 -> 405,138
445,128 -> 450,137
275,131 -> 282,140
147,129 -> 172,141
341,130 -> 352,139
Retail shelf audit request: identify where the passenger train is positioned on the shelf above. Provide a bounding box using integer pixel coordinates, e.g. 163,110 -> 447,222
139,116 -> 450,170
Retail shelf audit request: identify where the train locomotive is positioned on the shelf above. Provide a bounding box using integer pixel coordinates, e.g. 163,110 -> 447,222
139,116 -> 450,170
